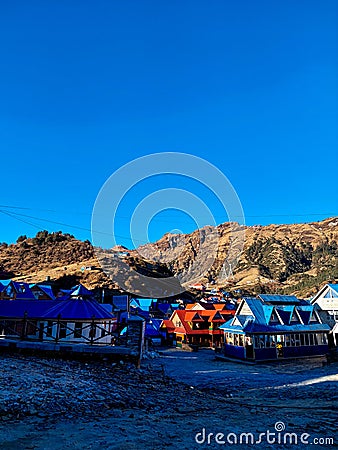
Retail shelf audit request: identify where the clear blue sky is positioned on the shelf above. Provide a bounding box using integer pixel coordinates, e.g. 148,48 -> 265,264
0,0 -> 337,248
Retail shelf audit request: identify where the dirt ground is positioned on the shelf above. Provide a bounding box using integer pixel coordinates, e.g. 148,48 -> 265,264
0,349 -> 337,450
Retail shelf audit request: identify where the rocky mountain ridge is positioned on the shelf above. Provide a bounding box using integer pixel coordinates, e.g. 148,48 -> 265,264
0,218 -> 337,297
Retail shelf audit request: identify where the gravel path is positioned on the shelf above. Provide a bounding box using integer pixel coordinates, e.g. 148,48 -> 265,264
0,351 -> 337,449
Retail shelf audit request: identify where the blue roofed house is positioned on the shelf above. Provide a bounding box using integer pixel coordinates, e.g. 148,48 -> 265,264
0,284 -> 117,344
220,295 -> 330,361
30,284 -> 56,300
0,281 -> 35,300
311,284 -> 338,347
130,298 -> 154,313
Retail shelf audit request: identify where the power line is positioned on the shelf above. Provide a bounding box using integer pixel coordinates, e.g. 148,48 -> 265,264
0,206 -> 336,246
0,204 -> 336,222
0,209 -> 154,244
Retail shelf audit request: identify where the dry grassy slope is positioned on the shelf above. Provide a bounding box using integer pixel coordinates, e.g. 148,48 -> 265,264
1,218 -> 337,297
0,231 -> 173,291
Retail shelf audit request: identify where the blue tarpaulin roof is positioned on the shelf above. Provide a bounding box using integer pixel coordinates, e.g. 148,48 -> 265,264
0,300 -> 55,318
70,284 -> 93,298
42,298 -> 115,320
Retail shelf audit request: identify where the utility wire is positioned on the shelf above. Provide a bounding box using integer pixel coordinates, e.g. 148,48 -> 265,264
0,207 -> 337,246
0,204 -> 336,222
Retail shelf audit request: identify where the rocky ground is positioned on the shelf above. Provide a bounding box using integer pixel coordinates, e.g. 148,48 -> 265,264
0,350 -> 337,449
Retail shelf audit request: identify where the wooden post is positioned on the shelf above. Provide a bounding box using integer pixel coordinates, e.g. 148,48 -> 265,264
127,316 -> 145,368
90,316 -> 96,345
21,311 -> 28,340
55,314 -> 61,343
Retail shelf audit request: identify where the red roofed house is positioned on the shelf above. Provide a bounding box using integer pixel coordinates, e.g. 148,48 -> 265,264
160,304 -> 236,349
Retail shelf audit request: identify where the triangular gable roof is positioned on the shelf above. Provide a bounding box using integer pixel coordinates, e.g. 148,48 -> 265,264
6,281 -> 35,300
297,305 -> 314,325
33,284 -> 56,300
211,311 -> 226,322
240,298 -> 267,324
290,308 -> 301,323
187,303 -> 206,310
275,306 -> 294,325
160,319 -> 175,332
328,284 -> 338,294
70,284 -> 93,298
311,284 -> 338,304
263,305 -> 275,324
190,312 -> 205,322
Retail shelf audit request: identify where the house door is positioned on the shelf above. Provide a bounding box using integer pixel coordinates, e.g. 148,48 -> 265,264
245,337 -> 254,359
246,344 -> 254,359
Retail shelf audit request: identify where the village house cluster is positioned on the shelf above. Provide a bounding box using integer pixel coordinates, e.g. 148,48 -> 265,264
0,278 -> 337,362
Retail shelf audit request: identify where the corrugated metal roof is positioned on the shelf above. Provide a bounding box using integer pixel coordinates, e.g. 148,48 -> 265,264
244,322 -> 330,333
220,296 -> 330,335
258,294 -> 300,304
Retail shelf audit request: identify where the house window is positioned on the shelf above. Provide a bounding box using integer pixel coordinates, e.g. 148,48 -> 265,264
234,334 -> 239,346
309,334 -> 314,346
285,334 -> 291,347
227,333 -> 234,345
74,322 -> 83,338
255,335 -> 265,348
59,322 -> 67,339
238,335 -> 244,347
300,334 -> 305,346
276,335 -> 284,344
294,334 -> 300,346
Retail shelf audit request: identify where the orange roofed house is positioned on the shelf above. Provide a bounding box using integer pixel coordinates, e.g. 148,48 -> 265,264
161,303 -> 236,349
